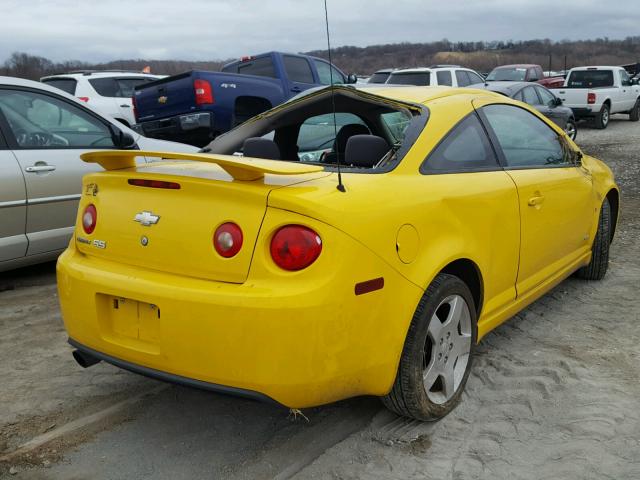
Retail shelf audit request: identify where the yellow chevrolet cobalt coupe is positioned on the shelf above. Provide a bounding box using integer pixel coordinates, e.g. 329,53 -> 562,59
57,85 -> 618,420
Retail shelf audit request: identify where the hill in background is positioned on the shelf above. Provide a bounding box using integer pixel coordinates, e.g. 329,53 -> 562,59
2,37 -> 639,80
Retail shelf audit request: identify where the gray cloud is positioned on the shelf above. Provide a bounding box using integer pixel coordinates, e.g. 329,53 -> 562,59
1,0 -> 638,62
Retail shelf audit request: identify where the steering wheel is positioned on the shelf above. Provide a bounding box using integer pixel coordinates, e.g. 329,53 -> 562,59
12,129 -> 69,147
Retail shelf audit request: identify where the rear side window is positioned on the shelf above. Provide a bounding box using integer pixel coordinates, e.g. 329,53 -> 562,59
522,87 -> 541,105
284,56 -> 314,84
436,71 -> 452,86
237,57 -> 276,78
388,72 -> 430,86
421,113 -> 498,173
41,78 -> 77,95
89,78 -> 118,97
90,77 -> 154,98
567,70 -> 614,88
455,71 -> 470,87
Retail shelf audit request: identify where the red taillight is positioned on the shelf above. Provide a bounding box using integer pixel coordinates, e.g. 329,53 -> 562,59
77,97 -> 89,102
82,204 -> 97,234
270,225 -> 322,271
132,95 -> 138,121
587,92 -> 596,104
194,79 -> 214,105
240,56 -> 254,62
128,179 -> 181,189
214,222 -> 243,258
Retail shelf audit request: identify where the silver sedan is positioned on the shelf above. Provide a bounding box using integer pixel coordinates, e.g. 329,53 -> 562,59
0,76 -> 197,272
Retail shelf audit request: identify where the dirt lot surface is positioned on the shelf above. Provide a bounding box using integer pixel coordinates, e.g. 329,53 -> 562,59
1,117 -> 639,479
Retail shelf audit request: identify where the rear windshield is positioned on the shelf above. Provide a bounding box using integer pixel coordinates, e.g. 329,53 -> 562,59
368,72 -> 391,84
567,70 -> 614,88
41,78 -> 77,95
90,77 -> 155,97
387,72 -> 430,86
237,57 -> 277,78
486,68 -> 527,81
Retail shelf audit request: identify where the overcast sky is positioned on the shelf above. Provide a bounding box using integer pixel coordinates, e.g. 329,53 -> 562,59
2,0 -> 638,62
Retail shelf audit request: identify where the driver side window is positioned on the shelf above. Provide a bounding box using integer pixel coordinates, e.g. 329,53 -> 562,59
0,89 -> 116,149
482,104 -> 572,168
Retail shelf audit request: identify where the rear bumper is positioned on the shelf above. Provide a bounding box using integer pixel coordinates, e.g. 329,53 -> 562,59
57,224 -> 422,408
136,112 -> 213,141
570,107 -> 596,119
69,338 -> 278,404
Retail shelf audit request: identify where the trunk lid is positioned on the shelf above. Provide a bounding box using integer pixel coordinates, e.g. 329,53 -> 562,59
76,155 -> 327,283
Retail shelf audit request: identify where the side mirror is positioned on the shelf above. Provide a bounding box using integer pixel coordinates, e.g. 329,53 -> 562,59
632,78 -> 639,85
115,130 -> 137,149
346,74 -> 358,84
554,97 -> 563,106
575,151 -> 583,166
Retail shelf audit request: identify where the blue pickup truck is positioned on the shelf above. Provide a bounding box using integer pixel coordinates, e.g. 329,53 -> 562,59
133,51 -> 356,146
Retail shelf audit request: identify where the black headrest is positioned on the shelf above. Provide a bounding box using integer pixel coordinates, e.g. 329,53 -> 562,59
335,124 -> 370,153
242,137 -> 280,160
345,135 -> 389,168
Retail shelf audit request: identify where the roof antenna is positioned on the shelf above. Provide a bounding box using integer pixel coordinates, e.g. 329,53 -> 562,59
323,0 -> 345,192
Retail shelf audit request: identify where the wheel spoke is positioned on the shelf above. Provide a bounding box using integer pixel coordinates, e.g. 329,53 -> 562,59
441,365 -> 456,400
423,360 -> 439,391
427,313 -> 443,341
444,296 -> 463,328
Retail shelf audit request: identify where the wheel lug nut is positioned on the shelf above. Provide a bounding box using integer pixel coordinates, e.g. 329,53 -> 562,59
449,343 -> 453,350
446,332 -> 450,339
445,356 -> 449,362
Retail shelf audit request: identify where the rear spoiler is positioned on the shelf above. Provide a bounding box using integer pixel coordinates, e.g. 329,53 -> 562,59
81,150 -> 324,181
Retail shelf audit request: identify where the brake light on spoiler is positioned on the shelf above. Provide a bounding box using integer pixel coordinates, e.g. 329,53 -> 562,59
128,179 -> 181,189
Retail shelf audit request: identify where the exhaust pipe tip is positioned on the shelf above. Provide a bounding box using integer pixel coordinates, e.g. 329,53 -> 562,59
72,349 -> 101,368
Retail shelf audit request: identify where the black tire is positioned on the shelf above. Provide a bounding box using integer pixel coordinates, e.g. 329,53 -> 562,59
382,273 -> 477,421
630,100 -> 640,122
576,199 -> 611,280
594,103 -> 610,129
565,119 -> 578,141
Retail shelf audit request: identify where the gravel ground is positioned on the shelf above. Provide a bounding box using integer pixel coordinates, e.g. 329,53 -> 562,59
1,116 -> 638,479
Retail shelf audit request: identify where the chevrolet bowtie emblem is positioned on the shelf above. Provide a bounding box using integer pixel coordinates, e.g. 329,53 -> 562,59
134,211 -> 160,226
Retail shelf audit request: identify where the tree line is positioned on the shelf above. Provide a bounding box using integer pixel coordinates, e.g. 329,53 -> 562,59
2,37 -> 639,81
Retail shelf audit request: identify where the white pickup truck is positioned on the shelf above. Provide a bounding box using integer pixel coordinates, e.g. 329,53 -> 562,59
552,66 -> 640,129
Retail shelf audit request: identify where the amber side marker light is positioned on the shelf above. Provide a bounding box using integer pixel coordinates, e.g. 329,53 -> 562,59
355,277 -> 384,296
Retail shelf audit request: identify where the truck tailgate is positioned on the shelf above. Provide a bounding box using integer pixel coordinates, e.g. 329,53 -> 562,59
134,72 -> 197,121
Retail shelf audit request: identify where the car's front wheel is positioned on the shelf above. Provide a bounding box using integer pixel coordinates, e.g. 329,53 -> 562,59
382,273 -> 477,421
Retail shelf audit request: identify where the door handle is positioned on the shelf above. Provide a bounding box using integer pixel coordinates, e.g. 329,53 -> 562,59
25,165 -> 56,173
120,104 -> 131,108
528,195 -> 545,207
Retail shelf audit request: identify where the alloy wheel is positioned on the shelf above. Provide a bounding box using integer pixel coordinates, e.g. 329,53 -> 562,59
422,295 -> 473,404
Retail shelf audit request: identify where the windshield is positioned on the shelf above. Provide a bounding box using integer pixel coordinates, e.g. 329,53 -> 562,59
567,70 -> 614,88
487,68 -> 527,81
387,72 -> 430,86
202,87 -> 427,173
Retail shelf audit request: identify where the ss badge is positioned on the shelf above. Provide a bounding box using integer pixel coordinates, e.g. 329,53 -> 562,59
92,239 -> 107,249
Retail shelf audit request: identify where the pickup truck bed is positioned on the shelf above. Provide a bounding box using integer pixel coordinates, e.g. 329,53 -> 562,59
133,51 -> 353,146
